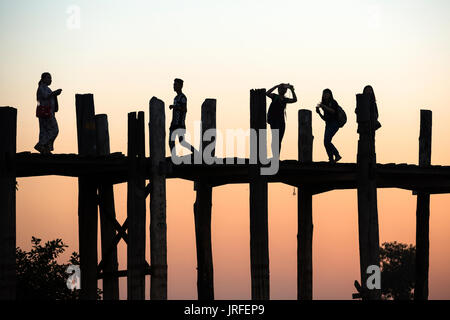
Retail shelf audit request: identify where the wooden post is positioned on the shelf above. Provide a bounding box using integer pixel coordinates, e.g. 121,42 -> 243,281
0,107 -> 17,300
149,97 -> 167,300
194,99 -> 216,300
355,94 -> 381,300
127,111 -> 146,300
75,94 -> 98,300
297,109 -> 313,300
414,109 -> 432,300
249,89 -> 269,300
95,114 -> 119,300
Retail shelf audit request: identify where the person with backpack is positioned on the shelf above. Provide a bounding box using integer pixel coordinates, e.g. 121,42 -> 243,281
361,85 -> 381,132
316,88 -> 343,163
34,72 -> 62,155
266,83 -> 297,157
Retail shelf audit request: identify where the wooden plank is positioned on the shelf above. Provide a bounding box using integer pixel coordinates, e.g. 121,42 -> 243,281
355,93 -> 381,300
149,97 -> 167,300
75,94 -> 99,300
414,109 -> 432,300
297,109 -> 313,300
127,112 -> 146,300
0,107 -> 17,300
249,89 -> 269,300
194,99 -> 216,300
95,114 -> 119,300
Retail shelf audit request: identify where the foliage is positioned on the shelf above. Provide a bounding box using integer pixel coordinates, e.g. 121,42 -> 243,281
16,236 -> 100,300
379,241 -> 416,300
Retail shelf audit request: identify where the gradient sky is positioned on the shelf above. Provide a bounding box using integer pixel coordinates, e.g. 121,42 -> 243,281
1,0 -> 450,299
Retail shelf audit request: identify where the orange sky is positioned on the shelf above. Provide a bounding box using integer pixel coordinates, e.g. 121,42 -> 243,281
3,0 -> 450,299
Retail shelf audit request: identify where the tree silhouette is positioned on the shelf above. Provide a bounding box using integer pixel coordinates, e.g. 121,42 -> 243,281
16,236 -> 101,300
379,241 -> 416,300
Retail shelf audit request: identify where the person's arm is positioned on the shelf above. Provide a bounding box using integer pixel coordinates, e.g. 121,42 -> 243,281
51,89 -> 62,96
316,106 -> 325,120
286,86 -> 297,103
320,103 -> 335,114
266,84 -> 280,99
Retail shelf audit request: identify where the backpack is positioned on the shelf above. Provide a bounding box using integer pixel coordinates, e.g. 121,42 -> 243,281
336,105 -> 347,128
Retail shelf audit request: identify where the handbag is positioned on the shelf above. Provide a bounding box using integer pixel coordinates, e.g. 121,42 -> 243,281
36,105 -> 52,118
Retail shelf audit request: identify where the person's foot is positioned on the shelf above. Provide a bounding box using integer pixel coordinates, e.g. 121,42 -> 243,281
34,143 -> 45,154
41,145 -> 51,155
335,154 -> 342,162
328,158 -> 336,163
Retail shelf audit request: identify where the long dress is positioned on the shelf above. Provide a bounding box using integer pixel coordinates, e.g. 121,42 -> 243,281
36,84 -> 59,151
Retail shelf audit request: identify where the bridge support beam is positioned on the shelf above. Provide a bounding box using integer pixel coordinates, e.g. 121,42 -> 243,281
194,99 -> 216,300
127,111 -> 146,300
149,97 -> 168,300
355,93 -> 381,300
96,114 -> 119,300
249,89 -> 269,300
75,94 -> 99,300
297,109 -> 314,300
414,109 -> 432,300
0,107 -> 17,300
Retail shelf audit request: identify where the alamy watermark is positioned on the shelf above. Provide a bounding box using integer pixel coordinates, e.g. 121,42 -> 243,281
170,123 -> 280,176
66,5 -> 81,30
366,265 -> 381,290
66,264 -> 81,290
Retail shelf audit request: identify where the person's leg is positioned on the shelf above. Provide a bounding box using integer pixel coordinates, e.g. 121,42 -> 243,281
325,123 -> 340,161
270,123 -> 280,159
278,121 -> 286,152
324,124 -> 335,161
169,128 -> 176,155
47,117 -> 59,152
37,118 -> 51,154
178,129 -> 195,153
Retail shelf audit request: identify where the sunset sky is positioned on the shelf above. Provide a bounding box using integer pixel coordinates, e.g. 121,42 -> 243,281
1,0 -> 450,299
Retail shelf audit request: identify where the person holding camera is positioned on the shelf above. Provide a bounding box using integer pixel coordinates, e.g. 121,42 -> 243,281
266,83 -> 297,157
316,88 -> 342,163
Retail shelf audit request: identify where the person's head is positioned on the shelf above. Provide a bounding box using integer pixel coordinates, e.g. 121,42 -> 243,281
363,85 -> 376,102
278,84 -> 287,96
322,88 -> 333,103
39,72 -> 52,86
173,78 -> 183,93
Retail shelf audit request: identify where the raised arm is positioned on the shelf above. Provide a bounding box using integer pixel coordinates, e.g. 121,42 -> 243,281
266,84 -> 280,99
286,86 -> 297,104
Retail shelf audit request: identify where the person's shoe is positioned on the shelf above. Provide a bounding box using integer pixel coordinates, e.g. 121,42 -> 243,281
34,143 -> 44,154
41,145 -> 51,155
335,154 -> 342,162
328,158 -> 336,163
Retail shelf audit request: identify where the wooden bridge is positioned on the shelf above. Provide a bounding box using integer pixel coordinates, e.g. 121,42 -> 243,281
0,89 -> 446,300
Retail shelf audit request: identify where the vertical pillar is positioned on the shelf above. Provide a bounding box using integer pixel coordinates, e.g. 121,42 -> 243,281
249,89 -> 269,300
297,110 -> 313,300
355,93 -> 381,300
127,111 -> 146,300
414,109 -> 432,300
149,97 -> 167,300
0,107 -> 17,300
75,94 -> 98,300
194,99 -> 216,300
96,114 -> 119,300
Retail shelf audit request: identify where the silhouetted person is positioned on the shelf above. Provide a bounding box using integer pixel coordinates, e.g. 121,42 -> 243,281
34,72 -> 62,155
266,83 -> 297,157
362,85 -> 381,132
169,78 -> 194,156
316,88 -> 342,163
